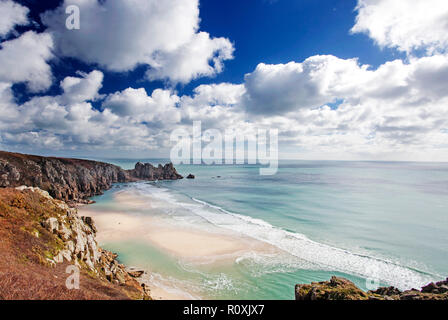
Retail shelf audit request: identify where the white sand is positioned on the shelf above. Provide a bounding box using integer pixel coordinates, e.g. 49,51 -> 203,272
146,282 -> 197,300
79,190 -> 278,299
81,207 -> 275,261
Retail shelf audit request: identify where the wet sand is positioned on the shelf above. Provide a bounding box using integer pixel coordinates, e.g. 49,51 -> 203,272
80,208 -> 276,261
79,190 -> 278,299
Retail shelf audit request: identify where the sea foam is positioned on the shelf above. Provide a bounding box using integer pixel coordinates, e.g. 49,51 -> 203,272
133,182 -> 438,290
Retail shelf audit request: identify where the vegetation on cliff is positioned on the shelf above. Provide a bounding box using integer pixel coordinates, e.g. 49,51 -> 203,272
0,187 -> 150,300
295,276 -> 448,300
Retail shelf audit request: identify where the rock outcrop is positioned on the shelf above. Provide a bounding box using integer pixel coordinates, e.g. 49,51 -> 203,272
0,186 -> 150,300
295,276 -> 448,300
130,162 -> 183,181
296,276 -> 369,300
0,151 -> 182,205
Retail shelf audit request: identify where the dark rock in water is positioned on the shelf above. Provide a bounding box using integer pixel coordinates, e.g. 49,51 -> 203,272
295,276 -> 448,300
186,174 -> 195,179
0,150 -> 183,205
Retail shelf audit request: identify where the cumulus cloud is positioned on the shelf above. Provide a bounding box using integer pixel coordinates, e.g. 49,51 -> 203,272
178,83 -> 246,130
0,0 -> 29,37
103,87 -> 181,124
243,53 -> 448,114
351,0 -> 448,55
0,82 -> 19,124
187,83 -> 246,107
2,0 -> 448,161
0,31 -> 54,92
146,32 -> 234,83
243,56 -> 368,115
42,0 -> 234,83
60,70 -> 104,104
0,70 -> 184,153
3,52 -> 448,161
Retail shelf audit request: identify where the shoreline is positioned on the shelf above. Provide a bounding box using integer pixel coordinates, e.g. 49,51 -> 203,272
78,196 -> 195,300
79,190 -> 279,300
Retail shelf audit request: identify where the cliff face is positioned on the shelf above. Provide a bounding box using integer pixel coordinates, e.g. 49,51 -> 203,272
295,276 -> 448,300
0,186 -> 150,300
0,151 -> 182,204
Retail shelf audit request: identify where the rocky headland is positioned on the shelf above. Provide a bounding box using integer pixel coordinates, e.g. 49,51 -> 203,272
0,151 -> 183,300
295,276 -> 448,300
0,151 -> 182,205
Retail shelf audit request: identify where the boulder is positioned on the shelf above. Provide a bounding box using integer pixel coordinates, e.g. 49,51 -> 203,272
82,216 -> 97,233
370,286 -> 401,296
128,270 -> 145,278
43,217 -> 59,233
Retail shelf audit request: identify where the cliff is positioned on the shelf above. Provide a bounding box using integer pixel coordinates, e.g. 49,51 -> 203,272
0,186 -> 150,300
0,151 -> 182,205
295,276 -> 448,300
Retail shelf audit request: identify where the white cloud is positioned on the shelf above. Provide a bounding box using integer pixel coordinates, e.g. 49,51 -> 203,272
0,71 -> 169,151
178,83 -> 246,130
188,83 -> 245,107
232,52 -> 448,160
146,32 -> 234,83
42,0 -> 234,83
243,55 -> 368,115
103,87 -> 181,123
0,31 -> 54,92
0,0 -> 29,37
3,53 -> 448,161
351,0 -> 448,55
2,0 -> 448,161
0,82 -> 19,124
60,70 -> 104,104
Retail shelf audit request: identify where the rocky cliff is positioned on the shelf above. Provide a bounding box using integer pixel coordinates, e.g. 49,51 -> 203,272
0,151 -> 182,205
295,276 -> 448,300
0,186 -> 150,300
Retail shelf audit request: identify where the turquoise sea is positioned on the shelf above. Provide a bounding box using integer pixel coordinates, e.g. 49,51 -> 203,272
88,160 -> 448,299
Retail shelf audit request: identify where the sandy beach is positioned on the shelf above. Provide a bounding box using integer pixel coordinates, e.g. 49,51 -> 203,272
79,190 -> 278,299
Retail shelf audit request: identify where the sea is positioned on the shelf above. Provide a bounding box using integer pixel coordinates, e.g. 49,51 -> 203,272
87,159 -> 448,299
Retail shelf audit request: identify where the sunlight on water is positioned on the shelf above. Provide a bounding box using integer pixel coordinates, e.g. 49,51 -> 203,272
89,160 -> 448,299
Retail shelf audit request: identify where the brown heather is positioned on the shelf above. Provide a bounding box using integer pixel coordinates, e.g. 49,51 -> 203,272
0,188 -> 143,300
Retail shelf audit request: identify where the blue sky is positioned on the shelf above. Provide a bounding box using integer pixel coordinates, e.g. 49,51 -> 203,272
1,0 -> 448,161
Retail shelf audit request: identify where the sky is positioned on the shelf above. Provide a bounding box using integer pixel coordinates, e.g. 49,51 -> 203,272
1,0 -> 448,161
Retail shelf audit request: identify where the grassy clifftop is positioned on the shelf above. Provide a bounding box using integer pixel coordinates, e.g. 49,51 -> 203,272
0,187 -> 149,300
